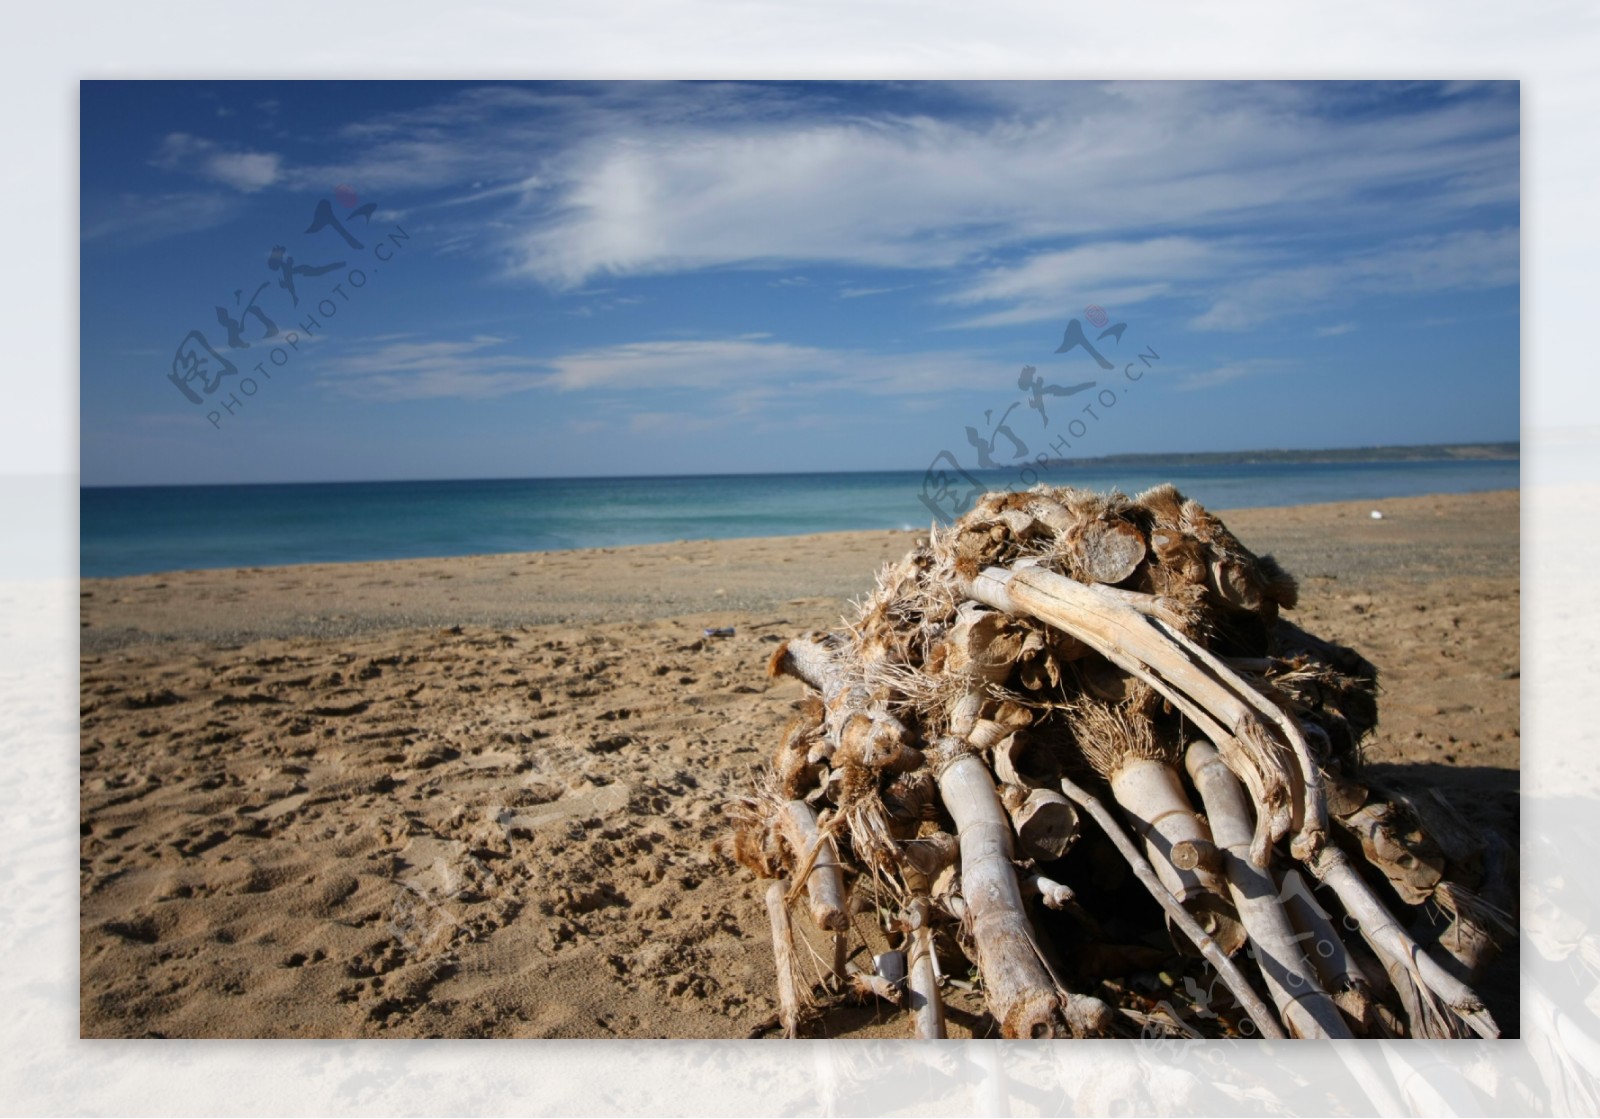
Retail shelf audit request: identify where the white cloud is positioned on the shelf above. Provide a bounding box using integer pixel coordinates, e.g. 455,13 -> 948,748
495,82 -> 1516,289
251,82 -> 1518,325
162,82 -> 1520,337
202,151 -> 283,192
1315,322 -> 1358,337
153,133 -> 283,192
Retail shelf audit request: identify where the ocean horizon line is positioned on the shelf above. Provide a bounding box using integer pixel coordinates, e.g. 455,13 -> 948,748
80,458 -> 1521,579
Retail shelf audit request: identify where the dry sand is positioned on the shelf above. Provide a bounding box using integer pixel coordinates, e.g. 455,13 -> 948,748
79,489 -> 1520,1038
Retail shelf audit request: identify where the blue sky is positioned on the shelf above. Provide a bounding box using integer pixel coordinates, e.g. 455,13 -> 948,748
79,80 -> 1520,486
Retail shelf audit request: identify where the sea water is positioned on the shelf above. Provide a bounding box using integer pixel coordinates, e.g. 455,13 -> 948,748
80,458 -> 1519,578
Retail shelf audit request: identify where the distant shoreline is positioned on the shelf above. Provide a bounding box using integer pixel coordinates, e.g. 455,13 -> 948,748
1036,441 -> 1519,471
78,442 -> 1518,491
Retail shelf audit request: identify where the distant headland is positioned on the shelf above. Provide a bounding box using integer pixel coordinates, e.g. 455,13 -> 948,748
1034,441 -> 1519,471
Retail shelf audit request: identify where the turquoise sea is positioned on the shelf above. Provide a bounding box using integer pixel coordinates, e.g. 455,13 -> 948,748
79,459 -> 1519,579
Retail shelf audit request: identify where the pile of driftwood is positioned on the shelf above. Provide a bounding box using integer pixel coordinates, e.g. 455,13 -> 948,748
729,485 -> 1513,1040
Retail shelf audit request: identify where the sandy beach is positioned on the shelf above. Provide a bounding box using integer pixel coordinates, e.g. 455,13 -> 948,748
79,489 -> 1520,1039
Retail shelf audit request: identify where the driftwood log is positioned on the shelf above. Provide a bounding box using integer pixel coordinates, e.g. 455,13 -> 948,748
728,484 -> 1512,1039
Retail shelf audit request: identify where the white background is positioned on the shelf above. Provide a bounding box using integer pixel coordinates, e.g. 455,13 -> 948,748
5,2 -> 1597,1114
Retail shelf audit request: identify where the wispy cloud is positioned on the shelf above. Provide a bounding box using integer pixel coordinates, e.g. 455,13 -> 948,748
539,337 -> 1001,399
81,192 -> 246,247
838,285 -> 907,299
942,237 -> 1251,327
1190,228 -> 1518,330
1171,358 -> 1296,392
626,410 -> 729,434
316,335 -> 545,400
944,226 -> 1517,332
316,333 -> 1007,402
285,83 -> 826,195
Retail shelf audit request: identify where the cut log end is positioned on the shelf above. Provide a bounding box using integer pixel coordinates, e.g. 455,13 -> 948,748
1075,519 -> 1148,586
1062,992 -> 1114,1038
1168,837 -> 1219,873
1002,990 -> 1067,1039
1008,787 -> 1081,863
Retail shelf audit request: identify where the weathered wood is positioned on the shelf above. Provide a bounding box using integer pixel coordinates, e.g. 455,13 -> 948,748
739,484 -> 1508,1045
1325,775 -> 1369,819
1434,833 -> 1514,983
1023,497 -> 1079,535
963,564 -> 1304,866
1143,611 -> 1329,861
1278,868 -> 1378,1031
770,635 -> 918,773
1090,588 -> 1328,859
904,898 -> 946,1039
1026,495 -> 1148,584
775,697 -> 827,800
1020,872 -> 1076,909
805,766 -> 844,807
997,508 -> 1041,539
837,712 -> 925,773
1006,786 -> 1081,863
936,748 -> 1065,1037
1105,756 -> 1244,956
1058,773 -> 1286,1039
1109,758 -> 1220,886
765,880 -> 803,1039
1339,800 -> 1444,906
1076,519 -> 1149,585
1308,843 -> 1498,1039
991,732 -> 1060,790
768,634 -> 850,695
968,701 -> 1035,756
900,830 -> 959,877
1091,582 -> 1333,861
779,800 -> 848,932
845,963 -> 902,1005
941,602 -> 1023,685
1187,741 -> 1351,1039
